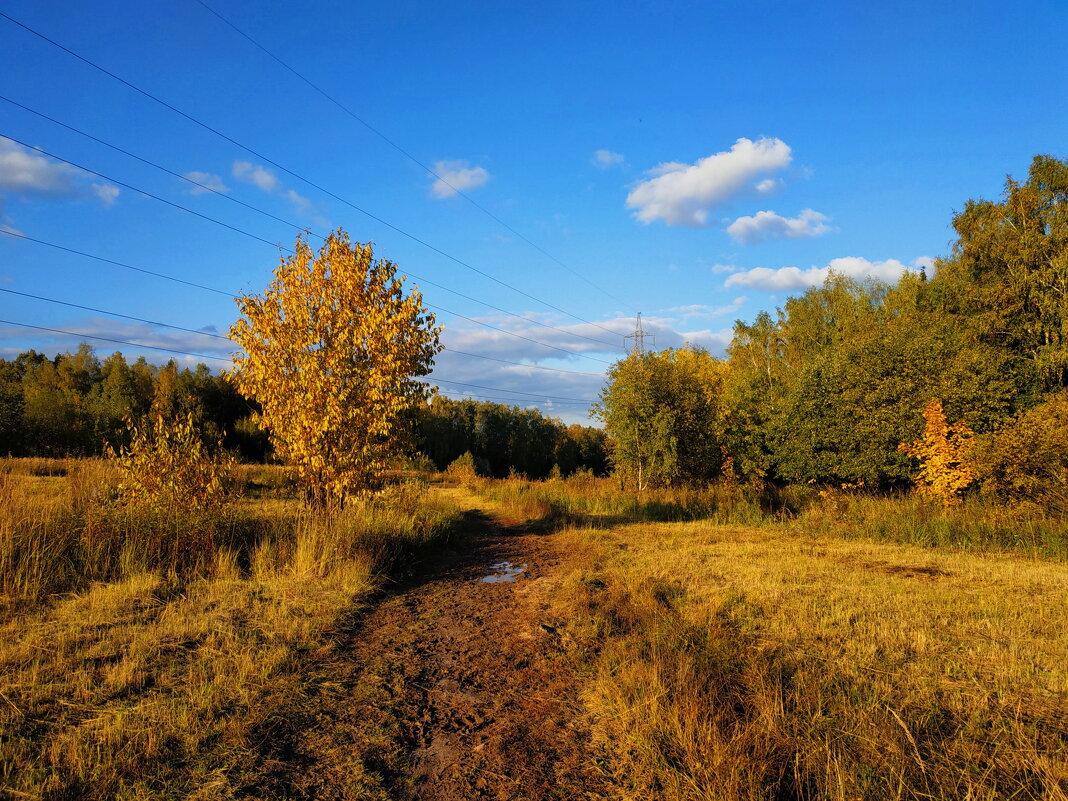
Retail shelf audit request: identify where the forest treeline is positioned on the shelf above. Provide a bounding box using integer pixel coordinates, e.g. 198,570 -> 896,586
598,155 -> 1068,508
417,396 -> 607,478
0,347 -> 266,460
4,154 -> 1066,501
0,347 -> 607,478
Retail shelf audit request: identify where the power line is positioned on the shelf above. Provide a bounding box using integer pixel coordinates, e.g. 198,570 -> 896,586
0,94 -> 623,350
431,378 -> 596,403
0,10 -> 625,338
0,94 -> 312,244
428,302 -> 614,365
0,318 -> 597,406
0,133 -> 284,251
193,0 -> 637,314
436,390 -> 594,408
0,319 -> 232,362
0,287 -> 230,341
0,239 -> 605,377
0,230 -> 233,297
0,153 -> 612,365
442,348 -> 603,377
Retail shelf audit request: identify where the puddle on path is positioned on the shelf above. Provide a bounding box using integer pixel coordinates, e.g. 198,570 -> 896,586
481,561 -> 527,583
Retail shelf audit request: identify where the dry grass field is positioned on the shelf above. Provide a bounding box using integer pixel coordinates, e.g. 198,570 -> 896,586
546,507 -> 1068,799
0,458 -> 462,799
3,462 -> 1067,799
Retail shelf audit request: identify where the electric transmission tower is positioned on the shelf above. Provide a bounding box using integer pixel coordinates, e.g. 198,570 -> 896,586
624,312 -> 654,355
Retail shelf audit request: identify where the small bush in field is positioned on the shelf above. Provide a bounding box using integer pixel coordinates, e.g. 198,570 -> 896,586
970,391 -> 1068,513
108,413 -> 234,511
446,451 -> 488,480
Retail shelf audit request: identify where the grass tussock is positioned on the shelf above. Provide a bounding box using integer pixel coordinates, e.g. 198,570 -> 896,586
553,520 -> 1068,800
0,457 -> 462,800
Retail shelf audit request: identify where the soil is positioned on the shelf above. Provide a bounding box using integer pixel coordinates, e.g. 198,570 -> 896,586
251,490 -> 611,800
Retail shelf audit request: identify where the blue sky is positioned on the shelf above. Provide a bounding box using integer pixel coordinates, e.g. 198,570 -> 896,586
2,0 -> 1066,423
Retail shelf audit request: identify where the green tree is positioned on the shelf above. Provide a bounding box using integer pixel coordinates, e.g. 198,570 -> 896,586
934,154 -> 1068,390
969,391 -> 1068,512
0,360 -> 24,455
21,346 -> 99,455
722,310 -> 787,483
596,347 -> 725,489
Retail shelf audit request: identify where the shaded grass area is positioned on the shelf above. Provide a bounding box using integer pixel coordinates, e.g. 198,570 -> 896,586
797,489 -> 1068,560
542,516 -> 1068,799
0,458 -> 464,800
466,473 -> 775,527
471,473 -> 1068,560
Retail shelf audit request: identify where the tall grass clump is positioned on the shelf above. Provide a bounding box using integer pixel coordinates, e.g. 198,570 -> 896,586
1,452 -> 463,605
799,488 -> 1068,559
0,466 -> 72,601
274,483 -> 462,579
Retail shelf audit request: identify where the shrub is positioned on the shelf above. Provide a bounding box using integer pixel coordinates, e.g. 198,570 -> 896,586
970,391 -> 1068,513
108,412 -> 234,511
899,399 -> 975,505
446,451 -> 489,480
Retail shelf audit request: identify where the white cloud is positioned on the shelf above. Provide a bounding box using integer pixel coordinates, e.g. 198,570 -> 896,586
592,149 -> 625,168
436,311 -> 732,379
431,160 -> 491,198
726,208 -> 833,245
711,263 -> 739,275
0,136 -> 84,195
912,256 -> 935,272
755,178 -> 782,194
626,137 -> 792,227
183,170 -> 229,195
725,256 -> 923,291
232,160 -> 316,214
91,183 -> 120,207
0,317 -> 233,368
283,188 -> 312,211
665,297 -> 747,320
0,199 -> 21,235
429,310 -> 738,423
0,138 -> 120,208
232,160 -> 280,193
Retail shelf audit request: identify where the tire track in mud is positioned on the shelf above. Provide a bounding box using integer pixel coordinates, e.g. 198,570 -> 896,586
266,490 -> 610,800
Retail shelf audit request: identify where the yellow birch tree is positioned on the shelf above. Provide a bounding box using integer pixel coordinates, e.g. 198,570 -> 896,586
228,231 -> 441,506
900,399 -> 975,505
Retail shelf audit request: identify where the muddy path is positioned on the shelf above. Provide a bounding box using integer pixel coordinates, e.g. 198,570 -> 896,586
253,489 -> 611,800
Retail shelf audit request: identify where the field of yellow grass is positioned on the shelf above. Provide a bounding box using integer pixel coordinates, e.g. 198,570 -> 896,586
4,460 -> 1068,800
550,516 -> 1068,800
0,458 -> 462,800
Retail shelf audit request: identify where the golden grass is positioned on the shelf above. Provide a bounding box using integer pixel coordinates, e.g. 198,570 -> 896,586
552,518 -> 1068,800
474,474 -> 1068,559
798,489 -> 1068,559
0,458 -> 462,799
467,472 -> 771,525
7,460 -> 1068,799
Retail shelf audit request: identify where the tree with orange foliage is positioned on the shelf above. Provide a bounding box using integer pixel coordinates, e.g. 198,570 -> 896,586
899,399 -> 975,505
229,231 -> 441,506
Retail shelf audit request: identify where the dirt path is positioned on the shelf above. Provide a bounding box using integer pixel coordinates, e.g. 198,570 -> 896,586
257,489 -> 610,800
